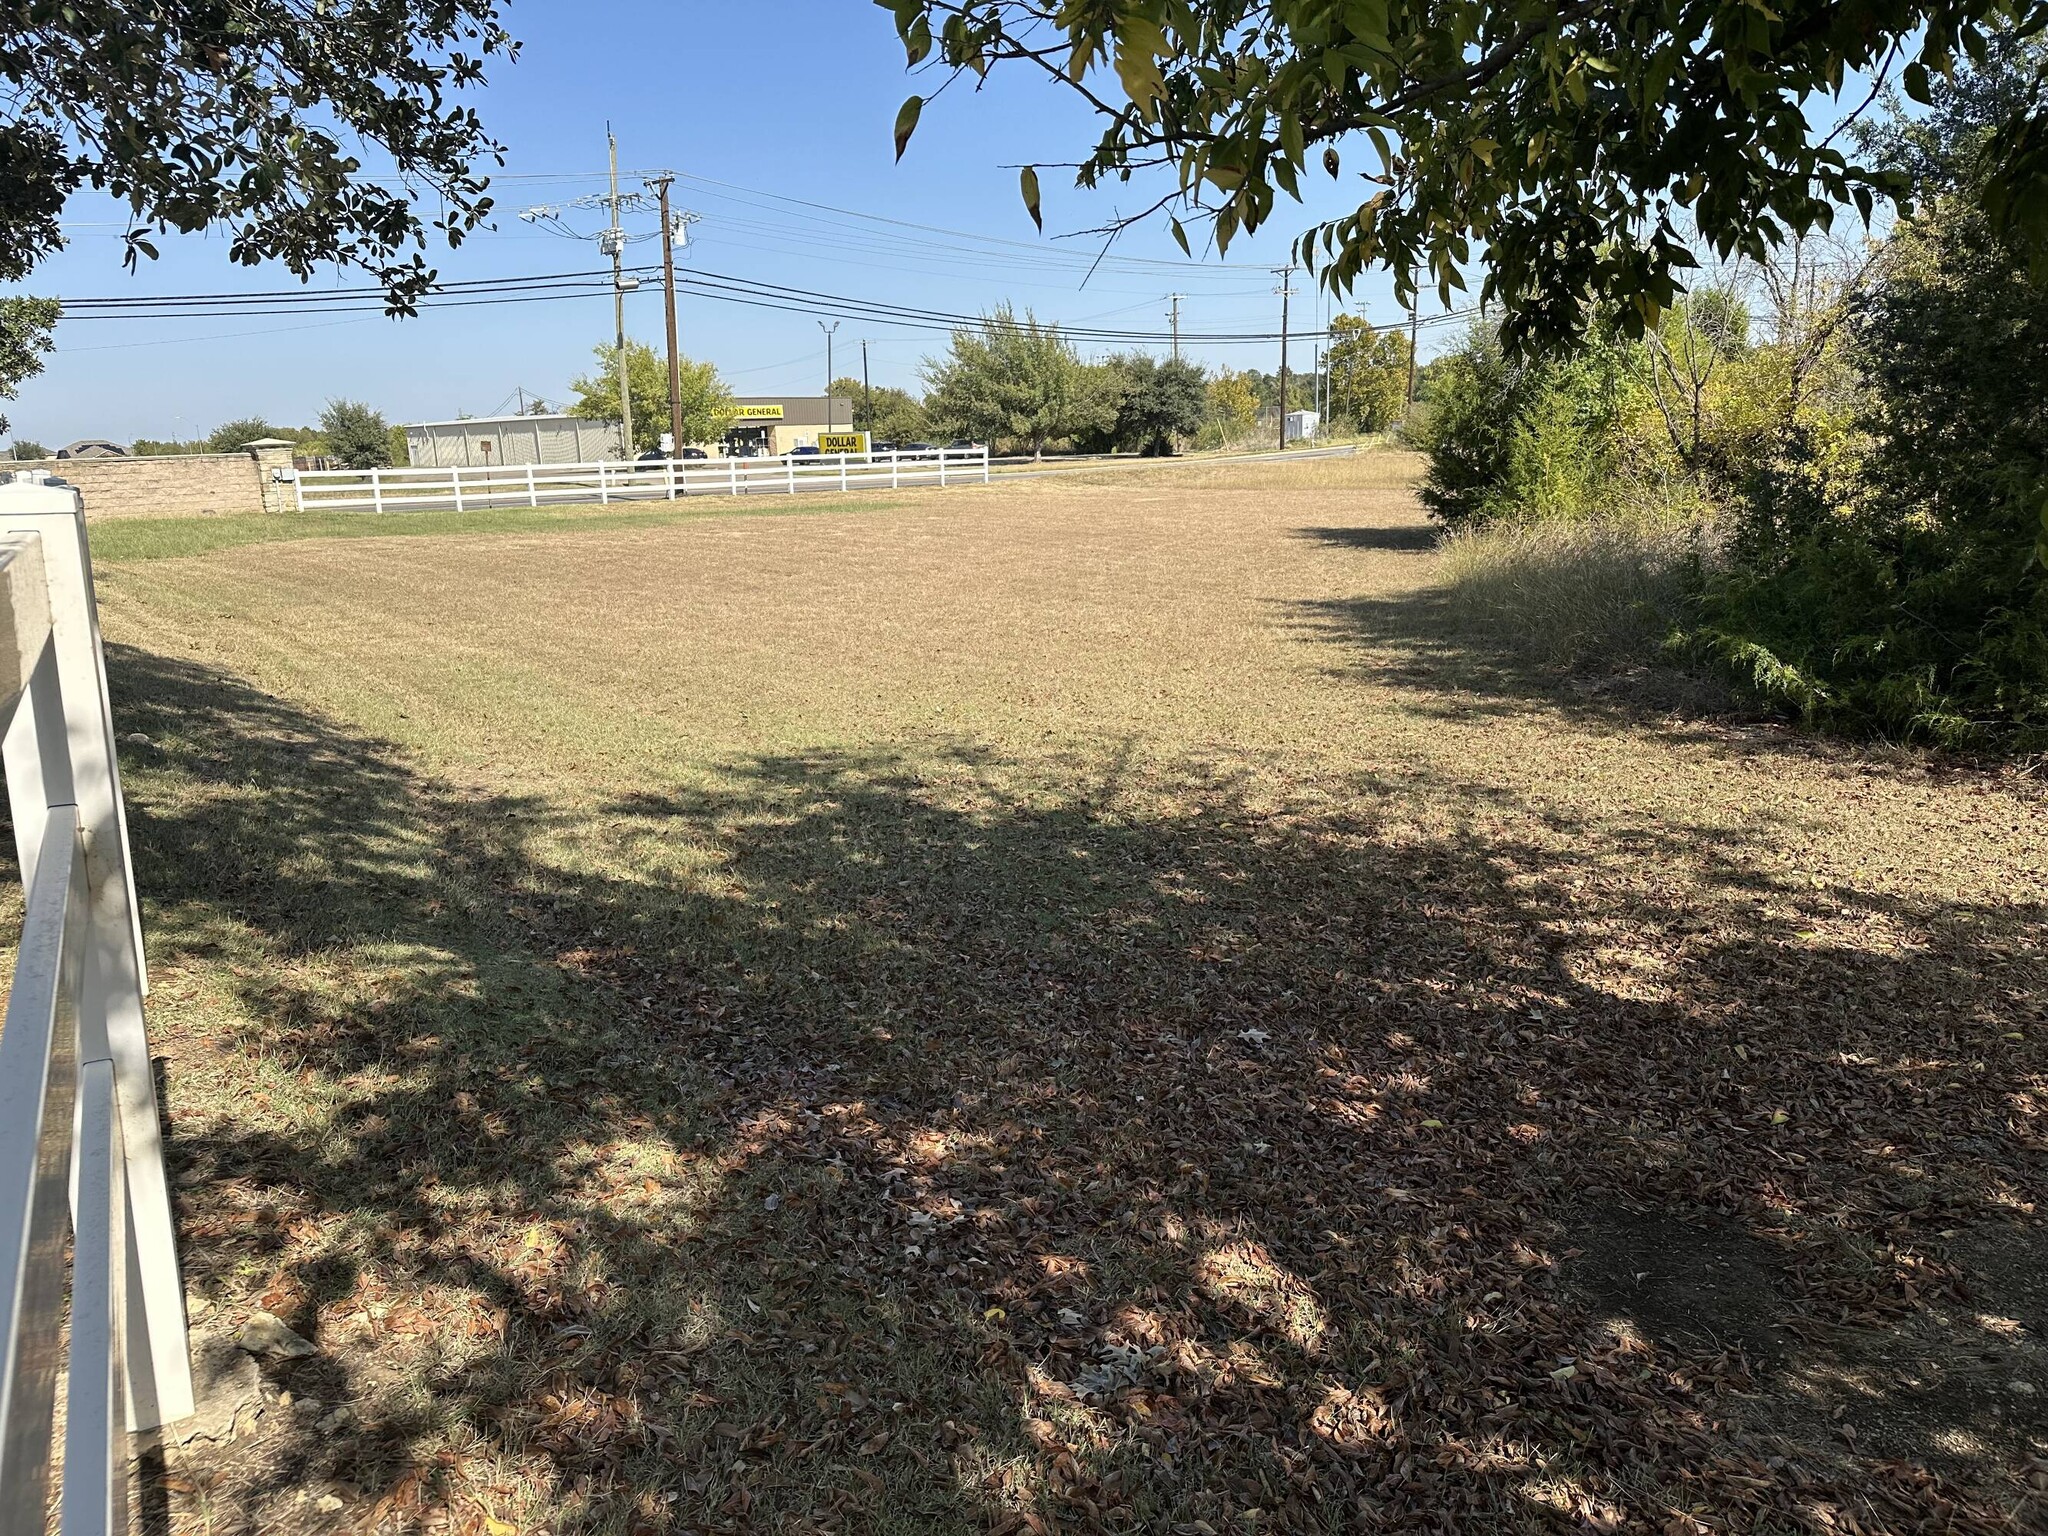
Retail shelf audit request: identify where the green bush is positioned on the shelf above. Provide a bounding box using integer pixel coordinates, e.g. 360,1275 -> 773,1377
1417,324 -> 1642,525
1687,51 -> 2048,751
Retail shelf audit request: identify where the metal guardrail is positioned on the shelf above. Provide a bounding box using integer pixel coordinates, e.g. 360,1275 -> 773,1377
294,447 -> 993,514
0,475 -> 192,1533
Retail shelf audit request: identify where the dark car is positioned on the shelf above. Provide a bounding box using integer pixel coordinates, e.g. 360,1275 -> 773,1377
898,442 -> 938,456
946,438 -> 983,452
637,447 -> 710,462
787,445 -> 823,462
870,441 -> 897,454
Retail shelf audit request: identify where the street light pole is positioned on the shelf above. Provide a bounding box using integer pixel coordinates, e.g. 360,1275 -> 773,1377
819,320 -> 841,431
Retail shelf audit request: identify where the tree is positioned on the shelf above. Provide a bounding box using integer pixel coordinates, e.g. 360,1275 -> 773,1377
1107,354 -> 1207,455
923,307 -> 1100,457
0,298 -> 58,440
1206,371 -> 1260,441
205,418 -> 281,454
8,441 -> 48,461
879,2 -> 2048,353
832,376 -> 930,442
388,426 -> 414,468
0,5 -> 514,423
1,4 -> 511,313
320,400 -> 394,470
1323,316 -> 1412,433
571,341 -> 736,454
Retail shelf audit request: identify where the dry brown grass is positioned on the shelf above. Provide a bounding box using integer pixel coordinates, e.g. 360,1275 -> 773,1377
69,447 -> 2048,1534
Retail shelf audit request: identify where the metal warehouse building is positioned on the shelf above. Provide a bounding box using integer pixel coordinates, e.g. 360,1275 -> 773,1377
403,396 -> 854,468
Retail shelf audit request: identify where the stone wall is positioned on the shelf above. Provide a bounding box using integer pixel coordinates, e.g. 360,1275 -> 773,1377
1,453 -> 267,521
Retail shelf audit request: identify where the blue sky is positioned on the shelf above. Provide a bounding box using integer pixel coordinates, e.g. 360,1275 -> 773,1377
7,2 -> 1421,448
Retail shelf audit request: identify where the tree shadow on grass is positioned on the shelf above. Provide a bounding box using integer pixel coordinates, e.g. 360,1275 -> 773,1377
1291,525 -> 1441,554
89,645 -> 2048,1534
1279,585 -> 1881,771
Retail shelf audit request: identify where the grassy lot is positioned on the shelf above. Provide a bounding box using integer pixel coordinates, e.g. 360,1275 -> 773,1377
86,494 -> 912,563
77,451 -> 2047,1533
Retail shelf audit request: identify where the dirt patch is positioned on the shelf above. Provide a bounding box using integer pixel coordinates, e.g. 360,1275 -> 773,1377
1567,1206 -> 1797,1369
1569,1208 -> 2048,1504
1763,1224 -> 2048,1489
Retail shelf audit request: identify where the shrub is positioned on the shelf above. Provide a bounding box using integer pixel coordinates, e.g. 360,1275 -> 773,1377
1687,50 -> 2048,751
1417,324 -> 1650,526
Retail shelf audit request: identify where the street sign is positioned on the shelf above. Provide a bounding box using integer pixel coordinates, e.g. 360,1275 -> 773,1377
818,431 -> 870,455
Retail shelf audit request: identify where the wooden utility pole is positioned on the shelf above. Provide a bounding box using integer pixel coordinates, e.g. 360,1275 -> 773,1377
1167,294 -> 1183,363
1406,284 -> 1420,415
654,175 -> 684,457
861,339 -> 872,433
1275,267 -> 1297,451
606,131 -> 633,457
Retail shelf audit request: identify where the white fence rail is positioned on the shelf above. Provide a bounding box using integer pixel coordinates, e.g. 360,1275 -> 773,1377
295,447 -> 993,514
0,475 -> 191,1533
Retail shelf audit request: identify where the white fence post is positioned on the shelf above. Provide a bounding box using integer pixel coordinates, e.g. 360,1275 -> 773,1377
786,457 -> 796,495
451,467 -> 466,515
940,451 -> 949,488
370,468 -> 385,516
526,466 -> 538,509
598,462 -> 610,506
0,476 -> 193,1475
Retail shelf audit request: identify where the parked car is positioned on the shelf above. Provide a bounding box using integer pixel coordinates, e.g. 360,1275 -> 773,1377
870,441 -> 897,454
946,439 -> 983,453
787,445 -> 822,461
636,447 -> 710,462
898,442 -> 939,457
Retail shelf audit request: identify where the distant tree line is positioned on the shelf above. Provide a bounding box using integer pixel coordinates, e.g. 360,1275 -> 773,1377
818,305 -> 1419,459
106,400 -> 407,469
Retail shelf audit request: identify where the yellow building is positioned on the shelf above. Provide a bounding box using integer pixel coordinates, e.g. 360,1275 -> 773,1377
718,396 -> 856,457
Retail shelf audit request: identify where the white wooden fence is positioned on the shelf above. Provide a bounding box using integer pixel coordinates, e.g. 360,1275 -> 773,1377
0,475 -> 191,1533
294,446 -> 992,514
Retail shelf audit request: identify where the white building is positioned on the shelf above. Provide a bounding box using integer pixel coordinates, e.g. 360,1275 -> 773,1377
403,414 -> 621,469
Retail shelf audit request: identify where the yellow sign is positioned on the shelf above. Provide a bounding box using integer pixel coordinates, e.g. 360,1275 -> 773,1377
731,403 -> 785,420
818,431 -> 870,455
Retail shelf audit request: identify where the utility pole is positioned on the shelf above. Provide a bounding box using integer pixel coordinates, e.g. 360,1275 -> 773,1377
1406,293 -> 1420,416
1166,294 -> 1183,363
1275,266 -> 1297,451
1312,345 -> 1322,441
861,339 -> 872,434
818,320 -> 841,431
604,129 -> 634,458
652,174 -> 685,458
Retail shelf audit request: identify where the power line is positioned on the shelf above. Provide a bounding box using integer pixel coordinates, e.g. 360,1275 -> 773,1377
48,262 -> 1481,346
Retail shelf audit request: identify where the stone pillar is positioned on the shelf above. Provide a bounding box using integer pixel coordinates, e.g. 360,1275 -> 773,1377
242,438 -> 298,514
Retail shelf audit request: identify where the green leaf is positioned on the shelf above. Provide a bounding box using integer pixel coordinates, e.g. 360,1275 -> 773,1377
893,94 -> 924,162
1168,215 -> 1192,256
1019,165 -> 1043,233
1903,62 -> 1931,104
